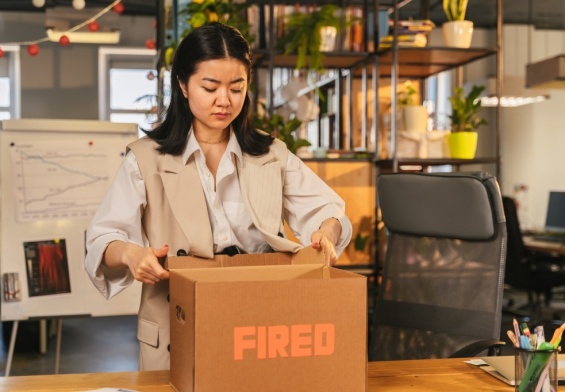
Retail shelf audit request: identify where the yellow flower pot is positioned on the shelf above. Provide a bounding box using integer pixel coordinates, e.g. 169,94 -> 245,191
447,131 -> 478,159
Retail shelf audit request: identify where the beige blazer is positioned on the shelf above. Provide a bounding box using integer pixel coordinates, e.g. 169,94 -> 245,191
128,137 -> 302,370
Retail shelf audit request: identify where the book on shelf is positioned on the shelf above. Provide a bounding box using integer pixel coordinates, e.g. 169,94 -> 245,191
379,33 -> 428,49
394,19 -> 435,35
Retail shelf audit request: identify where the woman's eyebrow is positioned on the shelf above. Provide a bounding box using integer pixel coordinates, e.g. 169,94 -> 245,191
201,76 -> 246,84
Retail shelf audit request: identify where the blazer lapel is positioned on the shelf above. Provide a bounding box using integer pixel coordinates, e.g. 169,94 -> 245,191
160,154 -> 214,258
238,152 -> 302,253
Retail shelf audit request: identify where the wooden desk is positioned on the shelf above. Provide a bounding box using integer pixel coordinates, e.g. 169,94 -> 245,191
523,236 -> 565,256
0,358 -> 525,391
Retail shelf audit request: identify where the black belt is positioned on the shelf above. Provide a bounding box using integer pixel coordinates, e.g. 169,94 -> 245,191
215,245 -> 245,256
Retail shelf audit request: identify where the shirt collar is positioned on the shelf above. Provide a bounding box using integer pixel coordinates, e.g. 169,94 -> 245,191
182,126 -> 242,165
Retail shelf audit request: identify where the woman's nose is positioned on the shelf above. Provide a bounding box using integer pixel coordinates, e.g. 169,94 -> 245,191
216,89 -> 230,107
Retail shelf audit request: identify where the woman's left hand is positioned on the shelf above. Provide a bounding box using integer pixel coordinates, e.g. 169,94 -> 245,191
311,218 -> 342,266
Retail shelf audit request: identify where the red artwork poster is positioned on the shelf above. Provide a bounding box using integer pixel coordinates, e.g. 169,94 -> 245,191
23,239 -> 71,297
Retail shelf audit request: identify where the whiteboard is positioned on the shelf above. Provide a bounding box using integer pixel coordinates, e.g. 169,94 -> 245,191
0,119 -> 142,321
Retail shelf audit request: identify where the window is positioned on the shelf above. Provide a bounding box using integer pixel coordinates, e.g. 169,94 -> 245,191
99,47 -> 170,137
0,45 -> 21,119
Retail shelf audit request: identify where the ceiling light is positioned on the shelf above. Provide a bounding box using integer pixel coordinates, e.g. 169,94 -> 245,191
525,55 -> 565,89
46,28 -> 120,44
472,76 -> 550,108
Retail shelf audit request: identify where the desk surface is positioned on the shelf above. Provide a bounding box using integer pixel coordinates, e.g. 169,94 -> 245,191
523,235 -> 565,256
0,358 -> 527,391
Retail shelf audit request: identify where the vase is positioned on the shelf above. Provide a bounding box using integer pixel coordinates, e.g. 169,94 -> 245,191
446,131 -> 478,159
319,26 -> 337,52
442,20 -> 474,48
402,105 -> 428,133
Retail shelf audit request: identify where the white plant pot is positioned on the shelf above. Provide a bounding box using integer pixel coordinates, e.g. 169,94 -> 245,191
442,20 -> 474,48
319,26 -> 337,52
403,105 -> 428,133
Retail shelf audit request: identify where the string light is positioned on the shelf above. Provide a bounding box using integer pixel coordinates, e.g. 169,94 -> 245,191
0,0 -> 124,56
72,0 -> 86,11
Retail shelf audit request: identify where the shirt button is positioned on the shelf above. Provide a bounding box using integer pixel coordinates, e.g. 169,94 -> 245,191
221,235 -> 228,242
205,171 -> 210,177
214,202 -> 219,209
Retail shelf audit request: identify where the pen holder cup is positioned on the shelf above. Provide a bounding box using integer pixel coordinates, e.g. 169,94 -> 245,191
515,347 -> 559,392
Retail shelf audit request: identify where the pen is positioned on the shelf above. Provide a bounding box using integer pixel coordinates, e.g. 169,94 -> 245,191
514,318 -> 523,343
520,335 -> 531,349
550,322 -> 565,348
508,330 -> 520,347
521,322 -> 531,338
535,326 -> 545,349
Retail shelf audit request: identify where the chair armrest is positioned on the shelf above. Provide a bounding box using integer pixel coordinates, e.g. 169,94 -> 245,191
448,340 -> 506,358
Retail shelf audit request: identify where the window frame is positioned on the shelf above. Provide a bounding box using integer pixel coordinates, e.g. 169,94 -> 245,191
0,45 -> 21,119
98,47 -> 157,122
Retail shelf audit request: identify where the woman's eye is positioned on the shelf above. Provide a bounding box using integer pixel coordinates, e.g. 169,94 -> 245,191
231,89 -> 242,93
203,87 -> 215,92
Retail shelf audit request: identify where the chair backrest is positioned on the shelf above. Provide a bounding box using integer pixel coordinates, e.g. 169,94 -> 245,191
369,172 -> 507,361
501,196 -> 530,289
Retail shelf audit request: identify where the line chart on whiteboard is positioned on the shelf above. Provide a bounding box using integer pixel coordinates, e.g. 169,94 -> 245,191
10,143 -> 111,222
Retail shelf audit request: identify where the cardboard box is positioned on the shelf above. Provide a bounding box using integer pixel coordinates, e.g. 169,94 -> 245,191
168,248 -> 367,392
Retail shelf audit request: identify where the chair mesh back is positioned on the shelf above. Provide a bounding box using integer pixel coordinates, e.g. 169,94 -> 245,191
369,172 -> 507,361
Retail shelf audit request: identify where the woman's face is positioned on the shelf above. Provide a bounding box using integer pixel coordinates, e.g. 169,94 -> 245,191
179,58 -> 248,134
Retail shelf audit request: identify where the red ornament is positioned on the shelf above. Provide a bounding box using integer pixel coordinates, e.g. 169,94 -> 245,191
59,35 -> 70,46
0,48 -> 4,58
145,39 -> 156,50
27,44 -> 40,56
113,2 -> 124,14
88,21 -> 100,32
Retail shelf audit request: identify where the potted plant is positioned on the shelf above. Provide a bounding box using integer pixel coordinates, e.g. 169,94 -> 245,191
442,0 -> 473,48
251,105 -> 311,154
398,81 -> 428,133
164,0 -> 254,68
446,84 -> 487,159
279,4 -> 343,72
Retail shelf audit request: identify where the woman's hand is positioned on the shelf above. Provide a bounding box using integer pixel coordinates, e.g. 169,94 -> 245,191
311,218 -> 342,266
104,242 -> 170,284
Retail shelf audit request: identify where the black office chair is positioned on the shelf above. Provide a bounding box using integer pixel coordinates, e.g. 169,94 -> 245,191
502,196 -> 565,320
369,172 -> 506,361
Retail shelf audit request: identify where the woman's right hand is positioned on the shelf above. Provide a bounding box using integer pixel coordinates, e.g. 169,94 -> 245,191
104,242 -> 170,284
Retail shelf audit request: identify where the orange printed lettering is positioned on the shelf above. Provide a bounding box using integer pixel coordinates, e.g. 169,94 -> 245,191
233,323 -> 335,360
268,325 -> 289,358
233,326 -> 256,360
290,324 -> 312,357
314,323 -> 335,356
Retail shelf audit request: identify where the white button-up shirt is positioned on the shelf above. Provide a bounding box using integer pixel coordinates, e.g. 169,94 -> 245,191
87,130 -> 351,259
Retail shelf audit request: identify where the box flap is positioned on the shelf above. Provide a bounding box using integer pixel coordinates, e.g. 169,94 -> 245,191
167,245 -> 324,270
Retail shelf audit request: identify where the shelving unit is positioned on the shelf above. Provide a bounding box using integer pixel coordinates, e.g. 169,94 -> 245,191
373,0 -> 502,175
372,0 -> 504,270
249,0 -> 503,268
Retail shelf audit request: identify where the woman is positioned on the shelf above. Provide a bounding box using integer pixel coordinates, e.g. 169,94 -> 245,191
85,22 -> 352,371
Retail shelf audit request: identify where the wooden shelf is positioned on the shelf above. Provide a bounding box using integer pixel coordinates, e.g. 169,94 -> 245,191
255,47 -> 497,78
253,50 -> 369,70
375,47 -> 497,78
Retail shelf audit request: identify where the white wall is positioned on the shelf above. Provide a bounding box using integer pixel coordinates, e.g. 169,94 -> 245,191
500,25 -> 565,229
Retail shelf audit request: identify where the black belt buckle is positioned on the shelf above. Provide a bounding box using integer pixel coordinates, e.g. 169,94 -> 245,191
217,245 -> 244,257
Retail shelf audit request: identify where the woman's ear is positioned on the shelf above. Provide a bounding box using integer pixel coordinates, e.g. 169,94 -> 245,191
178,77 -> 188,98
